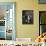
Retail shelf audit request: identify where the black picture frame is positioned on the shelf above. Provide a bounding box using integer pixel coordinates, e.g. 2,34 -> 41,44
39,0 -> 46,4
39,11 -> 46,35
22,10 -> 33,24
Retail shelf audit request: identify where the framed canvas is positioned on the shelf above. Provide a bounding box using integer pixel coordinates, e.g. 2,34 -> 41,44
39,11 -> 46,35
22,10 -> 33,24
0,2 -> 16,40
39,0 -> 46,4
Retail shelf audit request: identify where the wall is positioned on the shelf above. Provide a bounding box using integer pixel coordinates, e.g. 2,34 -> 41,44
0,0 -> 45,40
16,0 -> 39,40
39,4 -> 46,11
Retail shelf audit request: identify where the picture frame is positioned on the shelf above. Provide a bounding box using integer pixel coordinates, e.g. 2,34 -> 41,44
0,2 -> 16,40
39,11 -> 46,35
39,0 -> 46,4
22,10 -> 33,24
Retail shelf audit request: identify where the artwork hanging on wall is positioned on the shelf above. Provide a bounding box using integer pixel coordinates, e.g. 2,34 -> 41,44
39,0 -> 46,4
0,2 -> 16,40
22,10 -> 33,24
39,11 -> 46,35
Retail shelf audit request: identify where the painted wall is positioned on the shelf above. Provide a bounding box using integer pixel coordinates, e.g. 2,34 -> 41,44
0,0 -> 45,40
39,4 -> 46,11
16,0 -> 39,40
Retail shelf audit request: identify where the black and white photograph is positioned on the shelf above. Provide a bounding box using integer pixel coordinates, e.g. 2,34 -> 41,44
22,10 -> 33,24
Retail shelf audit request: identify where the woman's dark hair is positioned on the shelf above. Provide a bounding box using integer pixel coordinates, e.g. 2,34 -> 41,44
44,39 -> 46,42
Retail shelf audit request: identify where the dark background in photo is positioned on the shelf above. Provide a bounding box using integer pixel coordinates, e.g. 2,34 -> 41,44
0,21 -> 5,26
22,10 -> 33,24
39,11 -> 46,35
